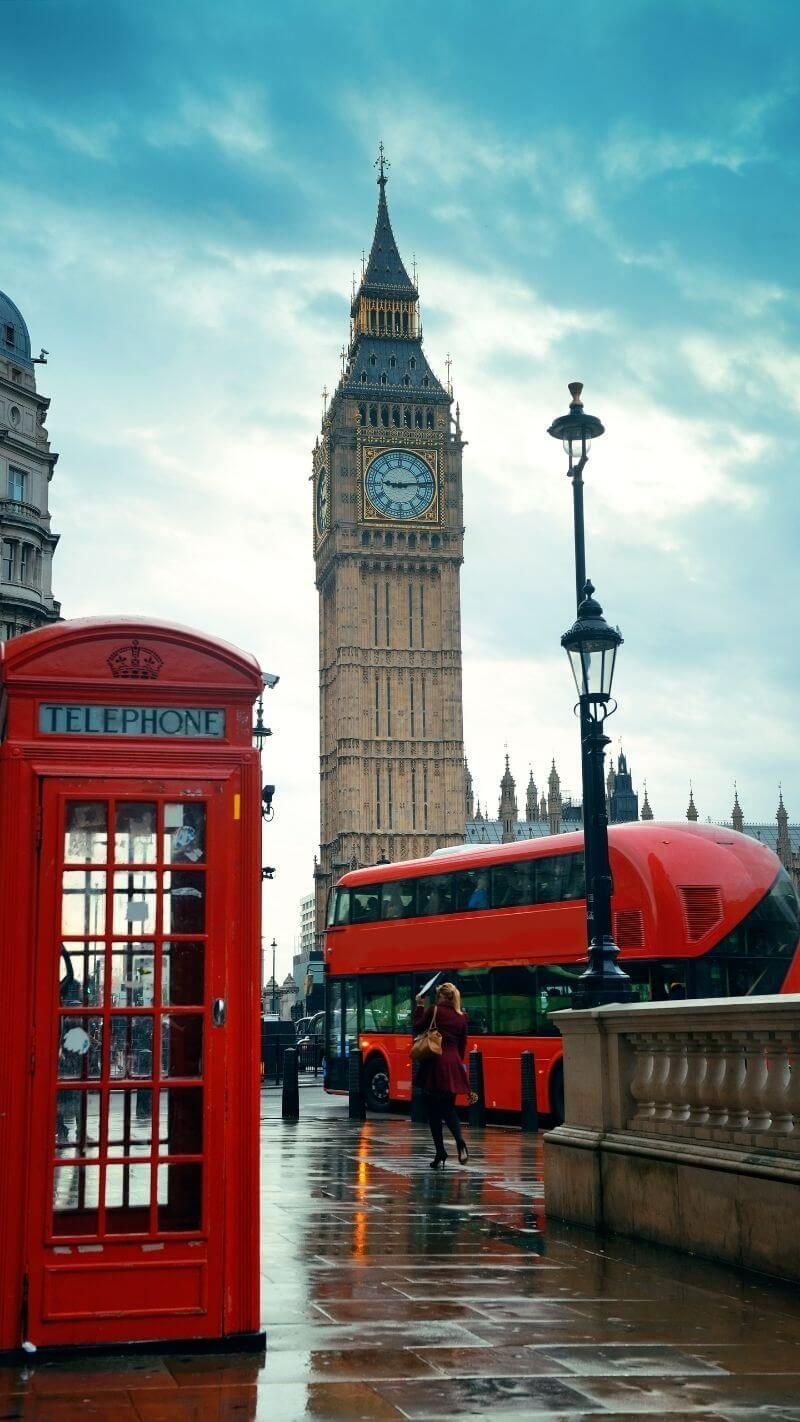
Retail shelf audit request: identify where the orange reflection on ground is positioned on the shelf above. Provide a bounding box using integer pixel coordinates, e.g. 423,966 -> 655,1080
352,1208 -> 367,1261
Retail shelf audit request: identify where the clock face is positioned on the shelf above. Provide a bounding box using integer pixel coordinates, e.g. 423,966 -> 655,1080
316,466 -> 329,533
365,450 -> 436,520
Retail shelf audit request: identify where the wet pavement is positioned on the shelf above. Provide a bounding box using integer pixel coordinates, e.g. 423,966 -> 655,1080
3,1084 -> 800,1418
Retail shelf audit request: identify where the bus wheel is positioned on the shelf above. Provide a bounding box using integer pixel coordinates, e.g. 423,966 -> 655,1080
550,1062 -> 565,1124
364,1056 -> 391,1113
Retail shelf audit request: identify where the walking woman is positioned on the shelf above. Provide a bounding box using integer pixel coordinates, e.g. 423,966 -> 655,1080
413,982 -> 470,1169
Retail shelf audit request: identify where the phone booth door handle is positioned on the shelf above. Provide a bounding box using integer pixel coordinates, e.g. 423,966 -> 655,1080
212,998 -> 227,1027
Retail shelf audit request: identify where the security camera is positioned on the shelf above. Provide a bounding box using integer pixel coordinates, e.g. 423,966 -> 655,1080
262,784 -> 275,820
261,866 -> 276,881
263,672 -> 280,690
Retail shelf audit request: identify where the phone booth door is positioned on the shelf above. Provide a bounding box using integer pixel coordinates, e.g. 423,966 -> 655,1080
26,777 -> 230,1346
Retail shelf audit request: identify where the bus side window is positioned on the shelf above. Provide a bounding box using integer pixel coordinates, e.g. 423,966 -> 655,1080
562,853 -> 585,900
394,977 -> 414,1032
625,960 -> 655,1002
351,890 -> 379,924
492,965 -> 537,1033
535,856 -> 564,904
492,860 -> 535,908
452,869 -> 490,913
362,976 -> 394,1031
455,969 -> 491,1034
535,854 -> 583,904
418,874 -> 453,916
535,964 -> 582,1029
380,879 -> 418,920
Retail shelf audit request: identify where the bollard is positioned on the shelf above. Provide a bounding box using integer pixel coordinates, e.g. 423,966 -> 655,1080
410,1060 -> 427,1124
348,1039 -> 366,1120
520,1050 -> 538,1133
282,1047 -> 300,1121
468,1047 -> 486,1128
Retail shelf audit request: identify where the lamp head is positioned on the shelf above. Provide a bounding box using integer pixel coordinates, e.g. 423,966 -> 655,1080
561,580 -> 623,714
547,382 -> 605,465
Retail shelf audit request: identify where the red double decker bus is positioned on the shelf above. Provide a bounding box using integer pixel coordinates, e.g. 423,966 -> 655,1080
323,822 -> 800,1116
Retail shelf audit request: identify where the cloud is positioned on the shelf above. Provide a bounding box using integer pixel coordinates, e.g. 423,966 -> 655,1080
602,131 -> 753,181
143,85 -> 274,162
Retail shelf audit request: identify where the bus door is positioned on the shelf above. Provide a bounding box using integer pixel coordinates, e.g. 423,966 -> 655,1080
26,778 -> 229,1347
325,979 -> 361,1091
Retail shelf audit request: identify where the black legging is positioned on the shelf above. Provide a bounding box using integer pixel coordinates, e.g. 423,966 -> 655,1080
427,1090 -> 465,1156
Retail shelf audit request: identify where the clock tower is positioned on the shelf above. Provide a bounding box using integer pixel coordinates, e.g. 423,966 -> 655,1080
313,149 -> 465,933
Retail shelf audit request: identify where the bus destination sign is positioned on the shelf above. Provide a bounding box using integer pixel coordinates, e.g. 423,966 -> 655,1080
39,704 -> 226,739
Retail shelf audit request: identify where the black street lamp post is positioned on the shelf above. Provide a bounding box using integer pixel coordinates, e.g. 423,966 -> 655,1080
548,383 -> 605,952
548,384 -> 633,1010
271,937 -> 278,1015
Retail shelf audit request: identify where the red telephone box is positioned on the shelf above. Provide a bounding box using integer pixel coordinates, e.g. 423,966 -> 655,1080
0,618 -> 264,1353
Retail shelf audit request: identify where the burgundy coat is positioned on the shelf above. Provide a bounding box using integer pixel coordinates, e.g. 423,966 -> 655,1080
412,1003 -> 470,1095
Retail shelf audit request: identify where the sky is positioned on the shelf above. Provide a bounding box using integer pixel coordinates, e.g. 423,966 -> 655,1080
2,0 -> 799,978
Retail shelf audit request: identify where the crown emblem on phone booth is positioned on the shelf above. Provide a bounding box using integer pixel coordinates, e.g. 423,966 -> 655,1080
107,638 -> 164,679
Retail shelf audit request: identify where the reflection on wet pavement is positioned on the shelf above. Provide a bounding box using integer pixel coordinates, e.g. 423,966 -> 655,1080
3,1083 -> 800,1418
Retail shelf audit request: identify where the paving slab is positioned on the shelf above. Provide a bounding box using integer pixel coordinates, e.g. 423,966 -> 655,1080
2,1083 -> 800,1419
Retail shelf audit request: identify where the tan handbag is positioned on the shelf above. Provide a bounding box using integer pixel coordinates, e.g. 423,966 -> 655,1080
410,1006 -> 442,1062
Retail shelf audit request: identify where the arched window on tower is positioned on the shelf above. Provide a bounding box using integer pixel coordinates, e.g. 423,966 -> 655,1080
385,531 -> 393,548
360,371 -> 367,383
394,311 -> 401,333
408,533 -> 417,549
392,407 -> 400,426
431,534 -> 440,549
402,311 -> 409,335
403,374 -> 410,387
369,406 -> 378,426
370,353 -> 377,367
390,355 -> 396,368
361,531 -> 370,546
378,309 -> 386,333
369,310 -> 376,333
414,409 -> 423,428
409,356 -> 416,370
380,373 -> 387,386
358,405 -> 366,424
403,407 -> 411,427
426,409 -> 434,429
380,405 -> 389,427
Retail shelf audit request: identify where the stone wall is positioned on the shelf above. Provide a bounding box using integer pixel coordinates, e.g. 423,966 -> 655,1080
544,995 -> 800,1282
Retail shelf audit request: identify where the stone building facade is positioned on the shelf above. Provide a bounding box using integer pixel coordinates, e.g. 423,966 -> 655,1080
0,291 -> 60,640
313,154 -> 465,934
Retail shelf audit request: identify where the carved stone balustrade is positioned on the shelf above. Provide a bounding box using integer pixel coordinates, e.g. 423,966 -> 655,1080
544,994 -> 800,1282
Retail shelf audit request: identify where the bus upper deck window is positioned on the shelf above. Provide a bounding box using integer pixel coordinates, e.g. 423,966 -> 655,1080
452,869 -> 491,913
536,853 -> 584,904
351,889 -> 379,924
492,860 -> 535,909
418,874 -> 454,916
380,879 -> 418,920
